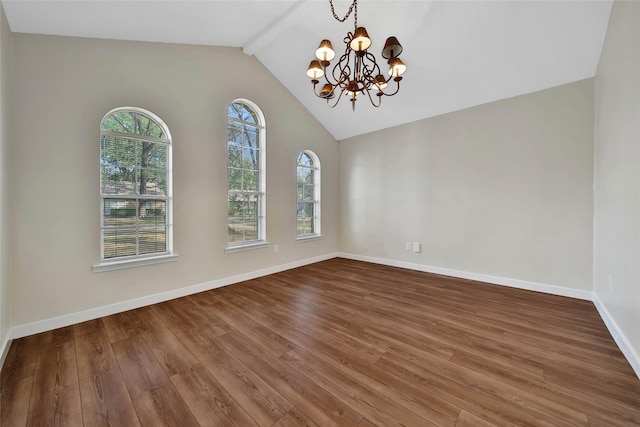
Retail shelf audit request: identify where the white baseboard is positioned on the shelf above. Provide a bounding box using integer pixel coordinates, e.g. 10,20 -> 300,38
592,295 -> 640,379
9,252 -> 340,340
337,252 -> 594,300
0,333 -> 11,368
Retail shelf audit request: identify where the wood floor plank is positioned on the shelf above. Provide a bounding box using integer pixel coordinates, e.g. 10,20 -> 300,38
134,307 -> 200,377
217,330 -> 364,426
1,333 -> 40,425
78,368 -> 141,427
111,334 -> 169,393
1,333 -> 40,387
152,296 -> 231,337
198,293 -> 297,357
101,311 -> 140,344
112,334 -> 200,427
271,407 -> 319,427
271,302 -> 386,365
131,382 -> 201,427
26,327 -> 83,427
454,409 -> 500,427
282,346 -> 443,427
356,418 -> 378,427
271,319 -> 462,426
435,331 -> 640,425
74,319 -> 118,381
378,350 -> 589,427
376,350 -> 565,427
177,327 -> 293,427
169,363 -> 259,427
1,376 -> 33,427
2,257 -> 639,426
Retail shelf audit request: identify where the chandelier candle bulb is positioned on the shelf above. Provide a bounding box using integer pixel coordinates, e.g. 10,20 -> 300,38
315,39 -> 336,65
388,57 -> 407,77
350,27 -> 372,51
306,60 -> 324,79
307,0 -> 407,109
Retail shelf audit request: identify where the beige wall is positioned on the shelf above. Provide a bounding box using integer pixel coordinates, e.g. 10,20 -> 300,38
594,1 -> 640,363
340,79 -> 594,291
8,34 -> 339,327
0,4 -> 11,352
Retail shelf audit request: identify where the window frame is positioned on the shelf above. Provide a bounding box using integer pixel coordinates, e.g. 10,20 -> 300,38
296,150 -> 321,239
225,99 -> 267,253
93,107 -> 176,272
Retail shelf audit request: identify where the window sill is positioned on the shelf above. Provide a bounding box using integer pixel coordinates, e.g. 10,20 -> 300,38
93,253 -> 178,273
225,241 -> 270,254
296,234 -> 322,241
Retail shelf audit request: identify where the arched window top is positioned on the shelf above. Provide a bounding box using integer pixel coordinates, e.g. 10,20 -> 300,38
227,100 -> 263,127
297,151 -> 319,168
101,107 -> 171,141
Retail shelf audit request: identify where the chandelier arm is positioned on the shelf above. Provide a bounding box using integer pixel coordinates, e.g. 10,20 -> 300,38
326,88 -> 346,108
323,65 -> 340,87
332,50 -> 353,88
311,80 -> 330,99
311,80 -> 321,98
360,53 -> 381,88
365,88 -> 383,108
336,33 -> 354,86
366,52 -> 382,73
330,69 -> 350,90
377,79 -> 402,97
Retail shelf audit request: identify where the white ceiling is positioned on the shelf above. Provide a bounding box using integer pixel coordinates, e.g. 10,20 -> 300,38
2,0 -> 613,140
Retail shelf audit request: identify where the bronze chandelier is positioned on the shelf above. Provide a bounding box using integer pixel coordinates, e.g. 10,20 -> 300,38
306,0 -> 407,110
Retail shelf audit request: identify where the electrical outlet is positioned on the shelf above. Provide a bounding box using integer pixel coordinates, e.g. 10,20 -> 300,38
412,242 -> 421,253
405,241 -> 412,251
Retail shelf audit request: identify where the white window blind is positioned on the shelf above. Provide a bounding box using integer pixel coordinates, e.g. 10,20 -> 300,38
100,108 -> 173,260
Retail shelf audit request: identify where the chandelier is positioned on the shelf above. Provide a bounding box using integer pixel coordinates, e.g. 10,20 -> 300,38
306,0 -> 407,110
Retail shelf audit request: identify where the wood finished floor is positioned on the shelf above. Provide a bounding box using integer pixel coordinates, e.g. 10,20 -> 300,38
2,258 -> 640,426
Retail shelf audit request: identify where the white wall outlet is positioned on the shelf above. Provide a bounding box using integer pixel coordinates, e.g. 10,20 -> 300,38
412,242 -> 421,253
274,244 -> 280,253
405,241 -> 412,251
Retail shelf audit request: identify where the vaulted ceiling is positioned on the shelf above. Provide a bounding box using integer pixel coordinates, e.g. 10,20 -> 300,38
2,0 -> 613,140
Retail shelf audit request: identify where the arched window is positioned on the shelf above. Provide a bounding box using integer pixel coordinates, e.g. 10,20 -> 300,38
297,150 -> 320,238
99,107 -> 173,263
227,100 -> 266,248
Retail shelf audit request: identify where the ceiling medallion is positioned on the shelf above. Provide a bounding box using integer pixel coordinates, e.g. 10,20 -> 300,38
306,0 -> 407,111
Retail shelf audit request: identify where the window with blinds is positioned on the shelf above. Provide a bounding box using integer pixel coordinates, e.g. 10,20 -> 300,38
296,150 -> 321,237
227,100 -> 266,247
100,108 -> 173,260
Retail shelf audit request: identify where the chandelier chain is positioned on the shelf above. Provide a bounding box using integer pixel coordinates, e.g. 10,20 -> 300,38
329,0 -> 358,27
